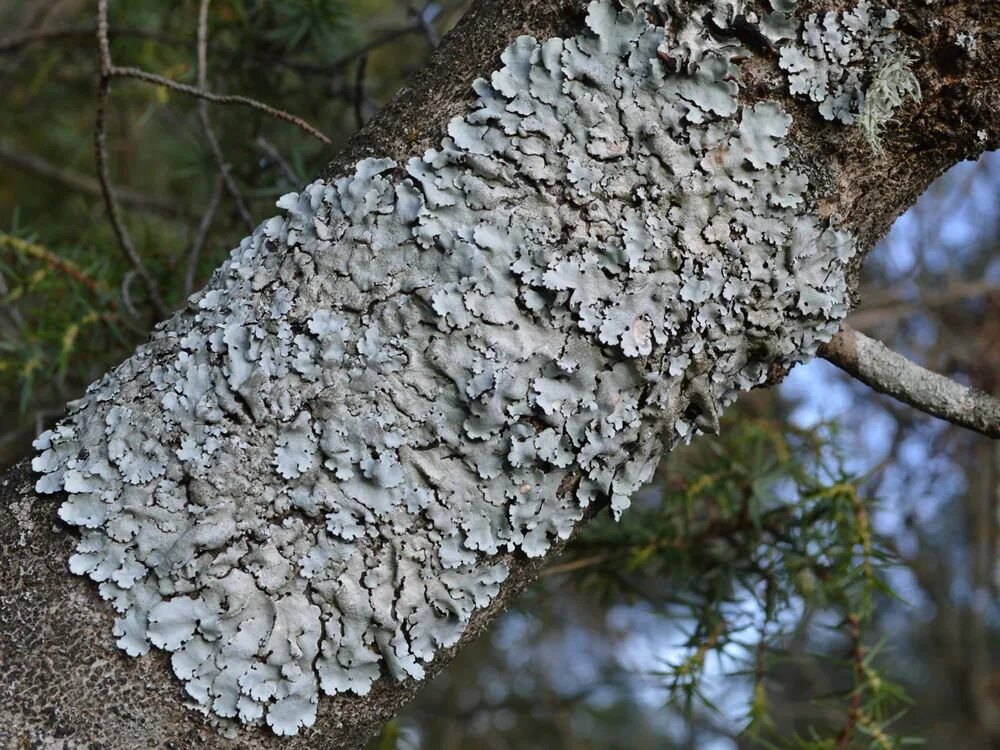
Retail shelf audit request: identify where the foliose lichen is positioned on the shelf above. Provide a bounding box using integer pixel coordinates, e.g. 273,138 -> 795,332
777,0 -> 904,125
34,0 -> 860,736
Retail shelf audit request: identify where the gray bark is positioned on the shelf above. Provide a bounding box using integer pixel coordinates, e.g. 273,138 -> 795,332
2,1 -> 999,749
820,325 -> 1000,438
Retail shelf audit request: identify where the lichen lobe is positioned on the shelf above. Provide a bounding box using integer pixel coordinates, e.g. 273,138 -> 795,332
33,0 -> 857,737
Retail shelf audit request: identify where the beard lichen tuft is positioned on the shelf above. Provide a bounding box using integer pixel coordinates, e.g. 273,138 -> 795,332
859,51 -> 922,156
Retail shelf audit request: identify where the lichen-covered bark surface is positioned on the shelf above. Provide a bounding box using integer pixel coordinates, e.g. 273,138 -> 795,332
2,1 -> 998,748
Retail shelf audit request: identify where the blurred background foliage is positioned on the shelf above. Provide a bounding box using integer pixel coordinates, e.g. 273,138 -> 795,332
1,2 -> 998,749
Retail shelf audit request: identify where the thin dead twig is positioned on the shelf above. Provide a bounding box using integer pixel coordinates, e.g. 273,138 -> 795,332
848,279 -> 1000,329
196,0 -> 253,232
255,135 -> 301,185
184,171 -> 224,297
95,1 -> 166,319
0,141 -> 187,219
111,66 -> 331,145
0,25 -> 184,54
96,76 -> 165,318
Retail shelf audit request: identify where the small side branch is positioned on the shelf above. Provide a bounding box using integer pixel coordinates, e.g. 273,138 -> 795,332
0,232 -> 112,306
110,66 -> 331,145
819,325 -> 1000,439
195,0 -> 254,232
184,171 -> 224,297
0,25 -> 184,54
95,1 -> 166,319
254,135 -> 301,184
847,279 -> 999,329
92,0 -> 334,321
0,141 -> 185,219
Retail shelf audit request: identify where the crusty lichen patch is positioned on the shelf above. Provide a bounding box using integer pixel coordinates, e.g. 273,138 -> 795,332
34,0 -> 857,736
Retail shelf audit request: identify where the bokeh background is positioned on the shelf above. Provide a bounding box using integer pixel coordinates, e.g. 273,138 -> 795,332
1,2 -> 998,748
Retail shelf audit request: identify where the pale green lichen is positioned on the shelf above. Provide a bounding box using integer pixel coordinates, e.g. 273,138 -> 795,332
859,51 -> 922,156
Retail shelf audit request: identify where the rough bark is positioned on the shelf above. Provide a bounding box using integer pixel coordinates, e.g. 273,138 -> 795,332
2,1 -> 998,749
820,325 -> 1000,438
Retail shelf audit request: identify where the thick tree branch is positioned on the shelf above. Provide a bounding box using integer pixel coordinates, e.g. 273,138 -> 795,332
2,1 -> 999,749
819,325 -> 1000,439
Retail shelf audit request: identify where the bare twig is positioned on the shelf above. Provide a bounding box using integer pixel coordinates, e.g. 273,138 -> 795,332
819,325 -> 1000,439
184,172 -> 224,297
353,54 -> 370,130
0,25 -> 90,53
412,3 -> 442,48
196,1 -> 210,111
848,279 -> 1000,329
0,20 -> 423,84
261,25 -> 425,77
0,25 -> 185,54
96,1 -> 114,78
185,1 -> 230,296
0,141 -> 186,219
195,0 -> 253,232
539,552 -> 613,577
119,269 -> 143,323
95,0 -> 166,320
197,113 -> 254,232
110,66 -> 331,145
91,0 -> 337,320
255,135 -> 301,185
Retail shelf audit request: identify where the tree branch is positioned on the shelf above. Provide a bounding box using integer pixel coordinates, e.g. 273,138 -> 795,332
94,0 -> 167,319
819,325 -> 1000,439
0,25 -> 185,54
847,278 -> 1000,330
0,141 -> 187,219
2,1 -> 999,749
195,0 -> 254,232
110,66 -> 331,145
183,171 -> 224,297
